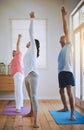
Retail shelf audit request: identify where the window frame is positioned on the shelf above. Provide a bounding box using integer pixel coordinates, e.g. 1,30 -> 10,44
10,18 -> 47,69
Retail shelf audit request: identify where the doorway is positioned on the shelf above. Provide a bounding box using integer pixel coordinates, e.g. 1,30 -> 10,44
72,2 -> 84,109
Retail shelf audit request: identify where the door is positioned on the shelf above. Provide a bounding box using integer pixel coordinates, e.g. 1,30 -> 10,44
74,25 -> 84,109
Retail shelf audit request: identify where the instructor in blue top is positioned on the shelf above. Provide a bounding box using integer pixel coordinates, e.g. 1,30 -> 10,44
58,7 -> 76,120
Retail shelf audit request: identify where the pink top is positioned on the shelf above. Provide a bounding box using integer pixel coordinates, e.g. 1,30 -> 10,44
10,52 -> 23,76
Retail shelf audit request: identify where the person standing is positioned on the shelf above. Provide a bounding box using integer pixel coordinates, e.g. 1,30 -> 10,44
23,11 -> 40,128
10,34 -> 24,112
58,7 -> 76,120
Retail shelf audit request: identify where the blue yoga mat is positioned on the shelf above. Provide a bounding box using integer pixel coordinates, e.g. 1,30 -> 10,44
49,110 -> 84,124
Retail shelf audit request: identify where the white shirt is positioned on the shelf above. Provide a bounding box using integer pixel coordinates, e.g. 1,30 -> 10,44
23,19 -> 39,77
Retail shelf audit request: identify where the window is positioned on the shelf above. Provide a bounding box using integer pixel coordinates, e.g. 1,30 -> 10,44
71,2 -> 84,108
80,5 -> 84,24
73,5 -> 84,29
11,19 -> 47,68
73,11 -> 79,29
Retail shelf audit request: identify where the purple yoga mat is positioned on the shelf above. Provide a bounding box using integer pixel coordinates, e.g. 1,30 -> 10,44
2,105 -> 30,116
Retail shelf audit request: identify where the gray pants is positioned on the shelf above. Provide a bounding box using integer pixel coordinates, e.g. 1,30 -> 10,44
25,71 -> 39,111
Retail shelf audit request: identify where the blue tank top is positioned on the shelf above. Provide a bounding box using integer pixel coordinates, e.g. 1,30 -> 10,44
58,44 -> 67,73
58,44 -> 72,73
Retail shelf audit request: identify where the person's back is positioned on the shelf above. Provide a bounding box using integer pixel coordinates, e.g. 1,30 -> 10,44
23,12 -> 40,128
11,51 -> 23,76
10,34 -> 24,113
23,17 -> 38,77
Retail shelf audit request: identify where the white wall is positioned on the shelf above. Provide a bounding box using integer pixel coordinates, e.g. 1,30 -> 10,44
0,0 -> 80,100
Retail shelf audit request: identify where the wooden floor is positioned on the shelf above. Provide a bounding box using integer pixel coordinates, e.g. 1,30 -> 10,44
0,100 -> 84,130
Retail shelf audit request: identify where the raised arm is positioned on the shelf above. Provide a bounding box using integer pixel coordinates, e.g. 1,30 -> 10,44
61,7 -> 70,43
29,11 -> 35,45
16,34 -> 22,52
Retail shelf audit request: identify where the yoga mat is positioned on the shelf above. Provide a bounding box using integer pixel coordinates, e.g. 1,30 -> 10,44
2,105 -> 30,116
49,110 -> 84,124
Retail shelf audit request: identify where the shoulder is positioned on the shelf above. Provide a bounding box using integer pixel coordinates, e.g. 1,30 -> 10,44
16,51 -> 22,56
66,42 -> 72,47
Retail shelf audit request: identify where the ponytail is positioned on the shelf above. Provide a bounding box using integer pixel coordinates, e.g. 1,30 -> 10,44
35,39 -> 40,58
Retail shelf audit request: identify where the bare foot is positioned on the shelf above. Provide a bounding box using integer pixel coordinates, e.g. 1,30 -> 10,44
16,109 -> 21,113
71,114 -> 76,121
57,108 -> 68,112
33,124 -> 39,128
23,111 -> 33,117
